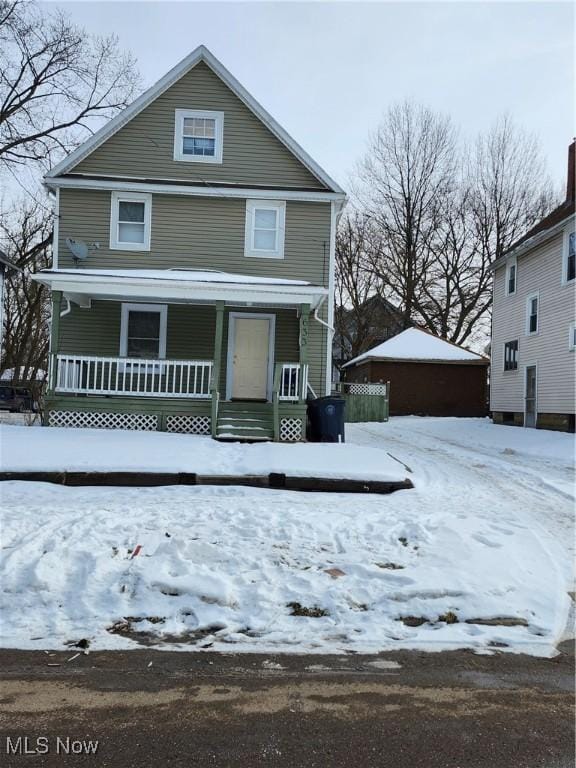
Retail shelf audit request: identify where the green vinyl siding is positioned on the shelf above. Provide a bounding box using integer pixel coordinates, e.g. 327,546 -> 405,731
58,189 -> 330,286
73,62 -> 325,190
57,301 -> 326,395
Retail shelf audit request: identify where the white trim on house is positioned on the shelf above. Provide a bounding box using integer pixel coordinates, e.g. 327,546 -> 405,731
52,188 -> 60,269
32,270 -> 328,309
562,227 -> 575,285
225,312 -> 276,401
44,45 -> 344,194
173,109 -> 224,164
525,291 -> 539,336
244,200 -> 285,259
110,191 -> 152,251
569,322 -> 576,351
120,302 -> 168,358
505,256 -> 517,296
45,176 -> 343,203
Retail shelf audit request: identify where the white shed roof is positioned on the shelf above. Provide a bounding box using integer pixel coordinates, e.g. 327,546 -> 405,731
343,328 -> 487,367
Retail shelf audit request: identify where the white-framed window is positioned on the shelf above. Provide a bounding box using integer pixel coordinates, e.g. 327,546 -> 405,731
563,230 -> 575,284
503,340 -> 519,371
505,257 -> 517,296
120,303 -> 167,360
110,191 -> 152,251
173,109 -> 224,163
244,200 -> 286,259
569,322 -> 576,351
525,292 -> 539,335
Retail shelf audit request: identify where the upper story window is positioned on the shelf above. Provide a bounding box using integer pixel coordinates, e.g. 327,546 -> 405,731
174,109 -> 223,164
120,303 -> 167,359
564,230 -> 575,284
569,322 -> 576,351
110,191 -> 151,251
244,200 -> 286,259
525,292 -> 539,335
504,340 -> 518,371
505,257 -> 517,296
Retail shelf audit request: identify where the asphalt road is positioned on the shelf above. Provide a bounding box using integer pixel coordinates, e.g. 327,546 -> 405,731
0,646 -> 573,768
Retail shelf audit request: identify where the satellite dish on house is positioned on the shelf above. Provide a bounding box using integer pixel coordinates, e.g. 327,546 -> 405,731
65,238 -> 89,263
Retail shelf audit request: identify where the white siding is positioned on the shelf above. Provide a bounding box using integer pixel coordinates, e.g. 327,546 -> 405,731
491,225 -> 576,415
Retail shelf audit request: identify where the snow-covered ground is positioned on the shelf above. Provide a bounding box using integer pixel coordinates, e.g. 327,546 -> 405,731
0,417 -> 573,656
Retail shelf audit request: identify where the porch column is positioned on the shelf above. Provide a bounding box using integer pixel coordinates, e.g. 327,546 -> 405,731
211,301 -> 225,437
299,303 -> 310,401
212,301 -> 225,393
48,290 -> 62,393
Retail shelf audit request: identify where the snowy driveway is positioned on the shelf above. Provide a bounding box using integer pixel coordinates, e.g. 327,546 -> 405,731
0,418 -> 573,656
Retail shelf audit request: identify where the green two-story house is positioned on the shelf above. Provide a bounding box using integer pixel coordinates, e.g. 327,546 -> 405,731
34,46 -> 346,441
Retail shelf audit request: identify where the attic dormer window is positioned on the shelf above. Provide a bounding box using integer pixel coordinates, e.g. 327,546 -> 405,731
174,109 -> 223,164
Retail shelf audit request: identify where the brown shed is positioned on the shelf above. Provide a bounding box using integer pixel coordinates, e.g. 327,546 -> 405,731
343,328 -> 489,418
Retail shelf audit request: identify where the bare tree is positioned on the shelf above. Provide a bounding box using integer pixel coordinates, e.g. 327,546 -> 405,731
0,0 -> 140,383
0,200 -> 52,383
418,184 -> 492,345
0,0 -> 140,172
355,101 -> 458,329
335,212 -> 389,366
469,115 -> 557,262
350,106 -> 557,348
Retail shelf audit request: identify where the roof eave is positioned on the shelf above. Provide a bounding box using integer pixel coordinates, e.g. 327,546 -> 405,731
492,212 -> 575,271
344,355 -> 488,367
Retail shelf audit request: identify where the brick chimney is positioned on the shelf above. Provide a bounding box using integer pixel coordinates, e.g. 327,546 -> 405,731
567,139 -> 575,203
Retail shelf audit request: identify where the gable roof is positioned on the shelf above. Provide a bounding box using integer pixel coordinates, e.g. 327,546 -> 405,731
45,45 -> 344,195
343,328 -> 488,367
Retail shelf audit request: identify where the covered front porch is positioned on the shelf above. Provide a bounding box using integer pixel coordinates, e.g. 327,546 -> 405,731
34,268 -> 329,441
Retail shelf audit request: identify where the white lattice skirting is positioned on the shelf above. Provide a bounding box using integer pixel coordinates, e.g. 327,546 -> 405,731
165,415 -> 211,435
48,410 -> 158,431
347,383 -> 387,395
280,417 -> 303,442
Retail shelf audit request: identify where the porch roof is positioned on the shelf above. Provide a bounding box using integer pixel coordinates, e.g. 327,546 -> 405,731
32,268 -> 328,309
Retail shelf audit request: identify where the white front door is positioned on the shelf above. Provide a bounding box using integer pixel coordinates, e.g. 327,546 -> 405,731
230,315 -> 272,400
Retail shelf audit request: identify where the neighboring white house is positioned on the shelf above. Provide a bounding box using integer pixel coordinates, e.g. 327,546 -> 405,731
490,141 -> 575,432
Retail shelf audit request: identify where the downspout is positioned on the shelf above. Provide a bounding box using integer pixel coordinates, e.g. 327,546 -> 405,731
60,298 -> 72,318
323,199 -> 346,395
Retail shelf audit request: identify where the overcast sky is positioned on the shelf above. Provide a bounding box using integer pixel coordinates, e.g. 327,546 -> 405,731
52,1 -> 575,190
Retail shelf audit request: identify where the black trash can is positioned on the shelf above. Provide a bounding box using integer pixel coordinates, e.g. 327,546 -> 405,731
307,396 -> 346,443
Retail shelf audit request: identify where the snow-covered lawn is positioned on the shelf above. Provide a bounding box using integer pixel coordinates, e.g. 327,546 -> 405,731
0,418 -> 573,656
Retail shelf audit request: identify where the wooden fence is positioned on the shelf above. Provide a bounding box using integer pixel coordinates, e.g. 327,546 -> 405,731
335,382 -> 390,423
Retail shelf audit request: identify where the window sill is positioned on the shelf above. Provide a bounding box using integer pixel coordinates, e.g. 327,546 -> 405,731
525,331 -> 540,338
173,153 -> 222,165
110,243 -> 151,252
245,251 -> 285,260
